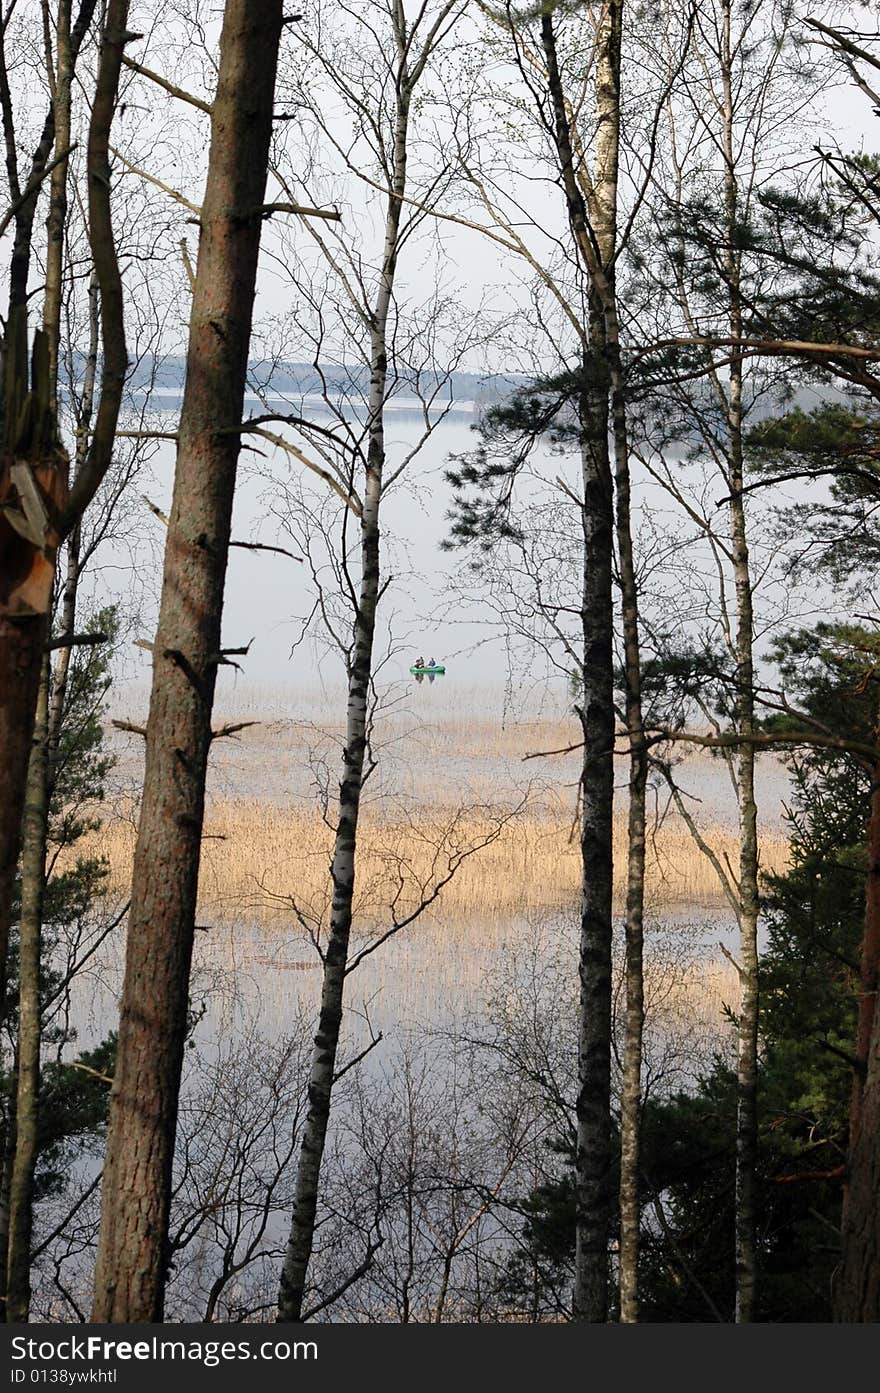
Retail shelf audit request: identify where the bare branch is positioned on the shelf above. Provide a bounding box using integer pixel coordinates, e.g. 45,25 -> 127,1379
230,538 -> 303,562
636,334 -> 880,364
112,718 -> 146,737
66,1060 -> 113,1085
803,16 -> 880,77
260,200 -> 340,221
110,145 -> 200,213
121,55 -> 212,114
46,631 -> 108,651
210,720 -> 259,741
248,426 -> 363,516
332,1031 -> 384,1084
0,143 -> 76,238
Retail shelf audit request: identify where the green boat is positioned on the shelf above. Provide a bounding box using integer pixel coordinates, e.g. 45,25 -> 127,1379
410,664 -> 445,675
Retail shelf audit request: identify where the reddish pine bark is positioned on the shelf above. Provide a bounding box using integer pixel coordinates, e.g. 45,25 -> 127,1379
0,612 -> 46,1012
91,0 -> 284,1323
0,0 -> 125,1028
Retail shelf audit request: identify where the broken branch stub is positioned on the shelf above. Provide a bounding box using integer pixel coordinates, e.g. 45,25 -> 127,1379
1,311 -> 69,621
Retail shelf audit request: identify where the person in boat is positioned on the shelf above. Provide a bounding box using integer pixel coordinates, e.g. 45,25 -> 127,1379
415,654 -> 425,668
427,657 -> 435,668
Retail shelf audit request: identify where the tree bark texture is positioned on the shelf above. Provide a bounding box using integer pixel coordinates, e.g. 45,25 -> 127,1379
573,341 -> 616,1325
0,0 -> 125,1033
594,0 -> 647,1324
43,1 -> 74,406
0,321 -> 66,1033
3,260 -> 95,1323
4,659 -> 50,1323
0,613 -> 45,1002
612,366 -> 647,1324
92,0 -> 284,1323
541,5 -> 623,1322
730,435 -> 760,1329
0,0 -> 97,317
720,0 -> 761,1321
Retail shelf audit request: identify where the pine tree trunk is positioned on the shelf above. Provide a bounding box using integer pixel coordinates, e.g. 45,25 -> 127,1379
0,615 -> 46,1022
4,9 -> 79,1317
276,68 -> 411,1328
4,375 -> 91,1329
91,0 -> 284,1323
0,0 -> 120,1033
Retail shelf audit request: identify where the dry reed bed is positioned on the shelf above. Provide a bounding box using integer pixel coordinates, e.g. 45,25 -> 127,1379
200,712 -> 779,773
93,795 -> 789,928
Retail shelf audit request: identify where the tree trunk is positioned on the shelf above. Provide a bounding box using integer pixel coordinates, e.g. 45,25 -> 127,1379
0,0 -> 96,318
729,440 -> 760,1327
0,613 -> 47,1023
0,1083 -> 17,1320
611,364 -> 647,1323
4,658 -> 50,1323
276,59 -> 411,1327
594,0 -> 646,1323
92,0 -> 284,1323
573,339 -> 616,1324
720,0 -> 760,1321
540,5 -> 623,1322
0,0 -> 125,1033
42,1 -> 74,407
3,260 -> 95,1325
276,467 -> 385,1322
836,758 -> 880,1320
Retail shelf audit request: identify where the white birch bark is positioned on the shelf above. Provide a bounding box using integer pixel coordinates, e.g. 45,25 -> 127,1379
720,0 -> 760,1323
277,5 -> 413,1320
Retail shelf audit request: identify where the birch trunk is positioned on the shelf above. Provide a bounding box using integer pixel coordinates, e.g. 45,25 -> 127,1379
276,51 -> 411,1327
4,659 -> 49,1323
540,4 -> 624,1322
92,0 -> 284,1322
594,0 -> 647,1322
720,0 -> 760,1322
573,339 -> 615,1324
611,365 -> 647,1323
730,420 -> 760,1327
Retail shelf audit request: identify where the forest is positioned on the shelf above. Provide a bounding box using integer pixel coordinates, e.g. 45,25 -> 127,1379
0,0 -> 878,1327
